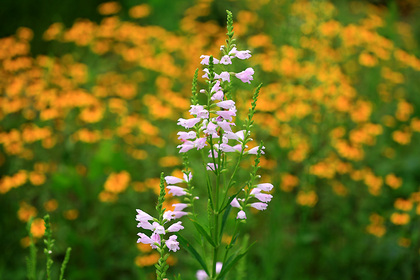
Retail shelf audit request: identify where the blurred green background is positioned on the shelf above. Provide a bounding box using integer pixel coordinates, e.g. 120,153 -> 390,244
1,0 -> 420,279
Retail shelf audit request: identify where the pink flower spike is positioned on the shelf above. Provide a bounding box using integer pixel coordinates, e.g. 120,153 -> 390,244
237,210 -> 247,219
165,176 -> 184,184
137,233 -> 153,244
220,55 -> 232,65
231,198 -> 241,208
166,235 -> 180,252
177,118 -> 201,129
250,202 -> 268,211
136,209 -> 153,222
235,68 -> 254,84
235,50 -> 252,60
167,185 -> 187,196
216,100 -> 235,110
215,71 -> 230,82
257,183 -> 274,192
167,221 -> 184,232
172,203 -> 189,211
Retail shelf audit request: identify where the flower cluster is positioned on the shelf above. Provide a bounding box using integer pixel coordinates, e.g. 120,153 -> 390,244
231,183 -> 274,219
177,45 -> 263,170
136,173 -> 193,253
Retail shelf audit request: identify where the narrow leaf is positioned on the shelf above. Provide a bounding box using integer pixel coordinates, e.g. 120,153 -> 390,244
191,220 -> 216,247
176,233 -> 209,276
219,204 -> 232,243
216,242 -> 256,280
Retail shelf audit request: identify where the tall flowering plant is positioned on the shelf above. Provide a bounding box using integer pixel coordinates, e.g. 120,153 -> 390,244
136,11 -> 273,280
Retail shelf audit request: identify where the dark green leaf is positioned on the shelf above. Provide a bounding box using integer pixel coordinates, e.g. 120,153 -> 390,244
191,219 -> 216,247
176,233 -> 209,276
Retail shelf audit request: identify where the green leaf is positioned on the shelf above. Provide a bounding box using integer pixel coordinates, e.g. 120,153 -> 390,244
191,219 -> 216,247
220,189 -> 242,212
176,233 -> 209,276
219,204 -> 232,243
216,242 -> 256,280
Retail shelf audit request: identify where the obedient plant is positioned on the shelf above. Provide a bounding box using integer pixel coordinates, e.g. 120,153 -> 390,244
136,10 -> 273,280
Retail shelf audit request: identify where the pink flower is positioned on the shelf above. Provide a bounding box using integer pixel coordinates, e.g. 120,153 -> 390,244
211,80 -> 222,93
206,163 -> 218,171
250,202 -> 268,211
137,220 -> 154,230
203,122 -> 218,136
232,144 -> 243,152
177,131 -> 196,141
177,118 -> 201,129
167,185 -> 187,196
216,110 -> 236,122
165,176 -> 184,185
256,183 -> 273,192
251,188 -> 273,203
183,172 -> 192,182
247,146 -> 265,155
217,120 -> 235,132
231,198 -> 241,208
200,55 -> 219,65
163,210 -> 188,221
167,221 -> 184,232
235,50 -> 252,60
220,143 -> 237,153
172,203 -> 189,211
136,209 -> 153,222
237,210 -> 247,219
137,232 -> 153,244
228,47 -> 238,56
194,137 -> 207,150
178,141 -> 195,153
235,68 -> 254,84
211,91 -> 224,101
216,100 -> 235,109
220,55 -> 232,65
202,68 -> 210,79
166,235 -> 180,252
215,71 -> 230,82
151,232 -> 161,249
152,222 -> 165,234
196,270 -> 208,280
